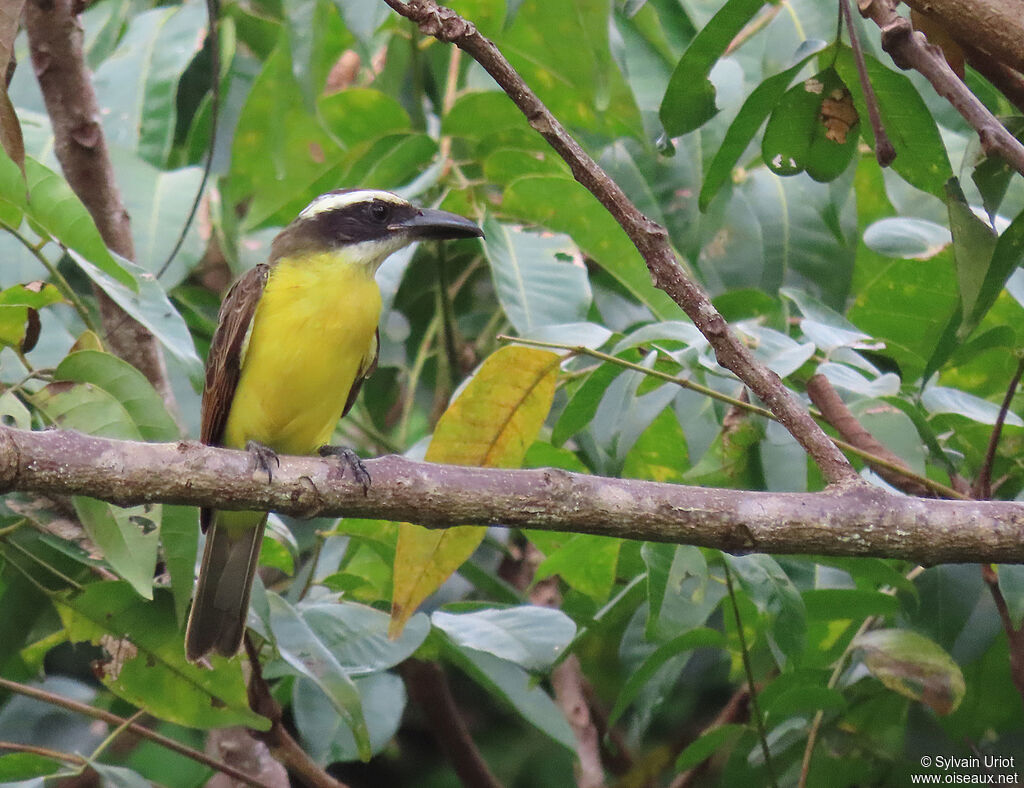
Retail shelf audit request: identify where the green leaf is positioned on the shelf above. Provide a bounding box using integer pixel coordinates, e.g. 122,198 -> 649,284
963,203 -> 1024,337
54,351 -> 179,442
0,753 -> 62,781
659,0 -> 765,136
610,627 -> 725,724
762,66 -> 859,183
68,249 -> 203,379
502,175 -> 679,320
293,672 -> 405,765
944,179 -> 998,341
92,4 -> 208,165
441,638 -> 575,750
553,360 -> 623,447
72,497 -> 160,600
700,39 -> 828,210
160,504 -> 199,625
852,628 -> 966,715
431,607 -> 576,672
643,544 -> 723,640
0,156 -> 133,287
110,151 -> 205,287
725,554 -> 806,663
266,592 -> 371,760
862,217 -> 950,260
833,47 -> 951,197
482,217 -> 592,334
675,723 -> 745,771
302,601 -> 430,673
920,385 -> 1023,426
56,583 -> 268,729
532,533 -> 621,601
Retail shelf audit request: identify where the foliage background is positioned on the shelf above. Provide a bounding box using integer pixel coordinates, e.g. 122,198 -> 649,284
0,0 -> 1022,785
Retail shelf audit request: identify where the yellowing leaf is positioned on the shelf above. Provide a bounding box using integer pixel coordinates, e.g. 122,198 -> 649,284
853,628 -> 966,715
390,346 -> 560,636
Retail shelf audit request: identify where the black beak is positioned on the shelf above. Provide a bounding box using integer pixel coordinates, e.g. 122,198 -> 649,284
393,207 -> 484,241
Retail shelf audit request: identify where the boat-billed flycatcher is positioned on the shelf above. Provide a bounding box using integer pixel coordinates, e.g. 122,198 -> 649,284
185,189 -> 483,661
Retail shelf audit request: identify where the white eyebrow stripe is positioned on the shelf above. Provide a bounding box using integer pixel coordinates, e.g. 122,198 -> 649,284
298,189 -> 408,218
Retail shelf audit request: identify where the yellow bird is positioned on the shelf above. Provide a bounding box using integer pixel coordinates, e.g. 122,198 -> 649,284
185,189 -> 483,661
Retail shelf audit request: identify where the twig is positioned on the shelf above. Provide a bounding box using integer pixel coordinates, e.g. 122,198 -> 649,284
380,0 -> 859,487
0,676 -> 272,787
0,739 -> 87,766
24,0 -> 176,410
980,564 -> 1024,707
859,0 -> 1024,177
806,373 -> 932,496
157,0 -> 221,280
974,354 -> 1024,499
722,563 -> 776,787
400,659 -> 504,788
243,636 -> 350,788
840,0 -> 896,165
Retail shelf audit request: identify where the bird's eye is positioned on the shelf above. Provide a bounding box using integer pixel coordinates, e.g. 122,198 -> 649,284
368,201 -> 390,223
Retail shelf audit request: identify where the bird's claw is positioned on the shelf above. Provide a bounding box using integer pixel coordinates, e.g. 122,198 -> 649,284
245,440 -> 280,483
318,445 -> 371,495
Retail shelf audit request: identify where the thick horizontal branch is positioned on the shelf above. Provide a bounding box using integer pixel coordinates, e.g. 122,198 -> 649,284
2,427 -> 1023,564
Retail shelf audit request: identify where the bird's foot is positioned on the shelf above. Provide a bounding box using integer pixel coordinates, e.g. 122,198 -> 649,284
246,440 -> 280,483
318,445 -> 371,495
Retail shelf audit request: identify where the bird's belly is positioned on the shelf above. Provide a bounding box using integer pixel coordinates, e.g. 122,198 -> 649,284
222,258 -> 381,456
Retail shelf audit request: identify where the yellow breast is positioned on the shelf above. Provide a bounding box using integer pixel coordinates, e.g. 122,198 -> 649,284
222,252 -> 382,455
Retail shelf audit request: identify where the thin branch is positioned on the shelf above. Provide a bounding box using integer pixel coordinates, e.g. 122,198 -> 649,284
859,0 -> 1024,177
380,0 -> 859,488
806,373 -> 932,497
723,564 -> 775,787
157,0 -> 221,280
243,635 -> 349,788
400,659 -> 504,788
0,739 -> 87,766
24,0 -> 176,410
2,426 -> 1024,563
974,354 -> 1024,499
840,0 -> 896,166
0,676 -> 272,787
980,564 -> 1024,707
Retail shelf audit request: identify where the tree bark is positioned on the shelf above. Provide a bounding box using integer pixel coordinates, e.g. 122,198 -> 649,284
2,426 -> 1024,564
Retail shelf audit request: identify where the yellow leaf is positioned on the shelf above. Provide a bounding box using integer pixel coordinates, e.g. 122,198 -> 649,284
390,346 -> 560,636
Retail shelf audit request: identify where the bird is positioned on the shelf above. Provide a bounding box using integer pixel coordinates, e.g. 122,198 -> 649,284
184,188 -> 484,661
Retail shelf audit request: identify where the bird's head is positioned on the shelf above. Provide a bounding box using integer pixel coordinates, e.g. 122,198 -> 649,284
271,189 -> 484,270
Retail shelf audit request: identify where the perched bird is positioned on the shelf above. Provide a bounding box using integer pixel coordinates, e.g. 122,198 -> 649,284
185,189 -> 483,661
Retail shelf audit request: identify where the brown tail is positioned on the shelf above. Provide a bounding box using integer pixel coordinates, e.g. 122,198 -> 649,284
185,510 -> 267,662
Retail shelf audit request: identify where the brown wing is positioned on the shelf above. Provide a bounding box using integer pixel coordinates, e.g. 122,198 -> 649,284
341,326 -> 379,418
200,264 -> 270,446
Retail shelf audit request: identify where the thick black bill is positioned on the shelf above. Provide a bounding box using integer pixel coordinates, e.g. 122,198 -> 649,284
394,207 -> 484,241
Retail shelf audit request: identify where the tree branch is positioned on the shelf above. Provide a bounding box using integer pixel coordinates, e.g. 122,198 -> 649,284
379,0 -> 859,488
400,659 -> 504,788
859,0 -> 1024,177
901,0 -> 1024,76
3,426 -> 1024,564
24,0 -> 177,411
